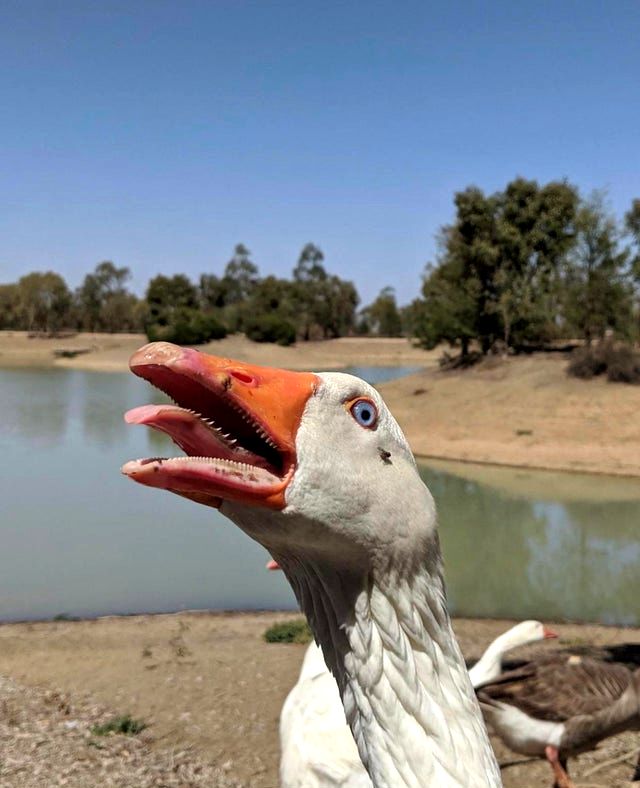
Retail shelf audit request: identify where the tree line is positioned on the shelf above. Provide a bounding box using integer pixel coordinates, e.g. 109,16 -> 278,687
0,243 -> 404,345
1,178 -> 639,355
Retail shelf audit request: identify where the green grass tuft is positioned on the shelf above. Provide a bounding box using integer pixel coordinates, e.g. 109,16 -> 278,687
263,619 -> 312,644
91,715 -> 147,737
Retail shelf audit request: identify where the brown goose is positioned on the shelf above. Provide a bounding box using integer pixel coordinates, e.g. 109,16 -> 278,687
477,653 -> 640,788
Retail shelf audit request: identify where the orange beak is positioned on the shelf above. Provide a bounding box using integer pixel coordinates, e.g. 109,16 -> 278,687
543,626 -> 558,639
122,342 -> 318,510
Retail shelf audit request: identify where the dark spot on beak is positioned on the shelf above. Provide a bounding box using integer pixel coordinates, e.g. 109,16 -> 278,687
222,376 -> 232,391
378,447 -> 392,464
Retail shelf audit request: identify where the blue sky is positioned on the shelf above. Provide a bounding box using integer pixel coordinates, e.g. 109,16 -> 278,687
1,1 -> 639,306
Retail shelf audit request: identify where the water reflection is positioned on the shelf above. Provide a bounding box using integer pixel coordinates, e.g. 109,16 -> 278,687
422,465 -> 640,625
0,368 -> 71,446
0,368 -> 638,623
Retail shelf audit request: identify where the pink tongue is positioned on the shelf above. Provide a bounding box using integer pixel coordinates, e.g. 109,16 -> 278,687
124,404 -> 239,460
125,404 -> 181,425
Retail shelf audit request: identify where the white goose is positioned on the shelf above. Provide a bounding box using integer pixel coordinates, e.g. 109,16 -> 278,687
278,620 -> 557,788
467,620 -> 558,687
122,342 -> 502,787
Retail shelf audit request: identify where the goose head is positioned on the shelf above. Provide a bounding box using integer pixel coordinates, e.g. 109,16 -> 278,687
122,342 -> 438,578
501,620 -> 558,649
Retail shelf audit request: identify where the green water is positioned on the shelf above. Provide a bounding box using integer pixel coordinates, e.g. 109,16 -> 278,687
0,368 -> 638,624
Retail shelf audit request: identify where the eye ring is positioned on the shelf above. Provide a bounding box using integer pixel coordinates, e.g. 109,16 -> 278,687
349,398 -> 378,430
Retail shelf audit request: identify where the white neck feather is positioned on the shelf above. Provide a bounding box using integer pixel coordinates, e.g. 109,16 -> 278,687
468,628 -> 522,688
282,559 -> 502,788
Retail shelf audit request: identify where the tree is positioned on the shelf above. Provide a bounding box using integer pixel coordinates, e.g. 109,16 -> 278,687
363,287 -> 403,336
414,189 -> 498,355
625,198 -> 640,281
494,178 -> 578,347
199,274 -> 228,310
321,276 -> 359,338
213,244 -> 260,331
563,195 -> 634,343
146,274 -> 198,322
243,276 -> 297,345
248,275 -> 296,318
222,244 -> 259,303
16,271 -> 72,332
0,284 -> 19,329
412,178 -> 579,356
145,274 -> 226,345
292,243 -> 327,340
76,261 -> 140,332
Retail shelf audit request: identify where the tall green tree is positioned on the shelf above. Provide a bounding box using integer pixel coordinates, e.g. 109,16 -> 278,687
563,195 -> 634,343
222,244 -> 259,303
16,271 -> 72,332
76,261 -> 140,332
199,274 -> 228,310
413,178 -> 579,355
0,284 -> 19,329
146,274 -> 225,345
363,287 -> 403,336
494,178 -> 578,347
215,243 -> 260,331
146,274 -> 198,323
244,276 -> 298,345
292,243 -> 327,340
319,276 -> 359,338
625,198 -> 640,281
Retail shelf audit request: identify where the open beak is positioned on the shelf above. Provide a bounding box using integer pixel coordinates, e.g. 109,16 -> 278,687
543,626 -> 559,639
121,342 -> 318,510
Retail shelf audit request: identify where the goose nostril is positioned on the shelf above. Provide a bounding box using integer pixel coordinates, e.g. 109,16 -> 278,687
229,369 -> 256,385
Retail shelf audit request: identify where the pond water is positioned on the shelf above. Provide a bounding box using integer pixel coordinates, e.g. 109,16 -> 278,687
0,367 -> 639,624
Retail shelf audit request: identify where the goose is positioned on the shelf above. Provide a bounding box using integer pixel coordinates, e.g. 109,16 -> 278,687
467,621 -> 558,687
277,618 -> 557,788
477,653 -> 640,787
122,341 -> 502,787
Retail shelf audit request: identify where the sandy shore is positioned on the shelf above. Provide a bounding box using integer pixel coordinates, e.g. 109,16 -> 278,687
0,331 -> 434,372
1,331 -> 639,478
0,612 -> 638,787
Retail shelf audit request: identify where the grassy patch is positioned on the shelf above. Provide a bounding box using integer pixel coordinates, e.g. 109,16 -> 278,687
263,619 -> 312,644
90,715 -> 147,737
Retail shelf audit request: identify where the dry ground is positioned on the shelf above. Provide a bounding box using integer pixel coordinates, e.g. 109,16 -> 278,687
0,612 -> 638,787
380,352 -> 640,478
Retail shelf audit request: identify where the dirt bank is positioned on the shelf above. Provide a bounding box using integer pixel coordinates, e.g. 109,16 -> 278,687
0,331 -> 434,372
381,353 -> 640,478
2,331 -> 639,478
0,612 -> 638,787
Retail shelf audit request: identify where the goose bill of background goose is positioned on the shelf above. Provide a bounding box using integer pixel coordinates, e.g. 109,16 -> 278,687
477,654 -> 640,787
123,341 -> 502,788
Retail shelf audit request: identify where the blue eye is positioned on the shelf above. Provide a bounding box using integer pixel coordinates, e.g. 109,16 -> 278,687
350,398 -> 378,429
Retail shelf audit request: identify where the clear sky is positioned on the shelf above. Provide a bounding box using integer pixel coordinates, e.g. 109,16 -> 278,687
1,1 -> 639,306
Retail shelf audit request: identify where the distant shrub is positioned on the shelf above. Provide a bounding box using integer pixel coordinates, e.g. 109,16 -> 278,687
606,345 -> 640,383
567,346 -> 607,379
91,715 -> 147,736
567,341 -> 640,384
263,619 -> 312,644
146,309 -> 227,345
245,314 -> 296,346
